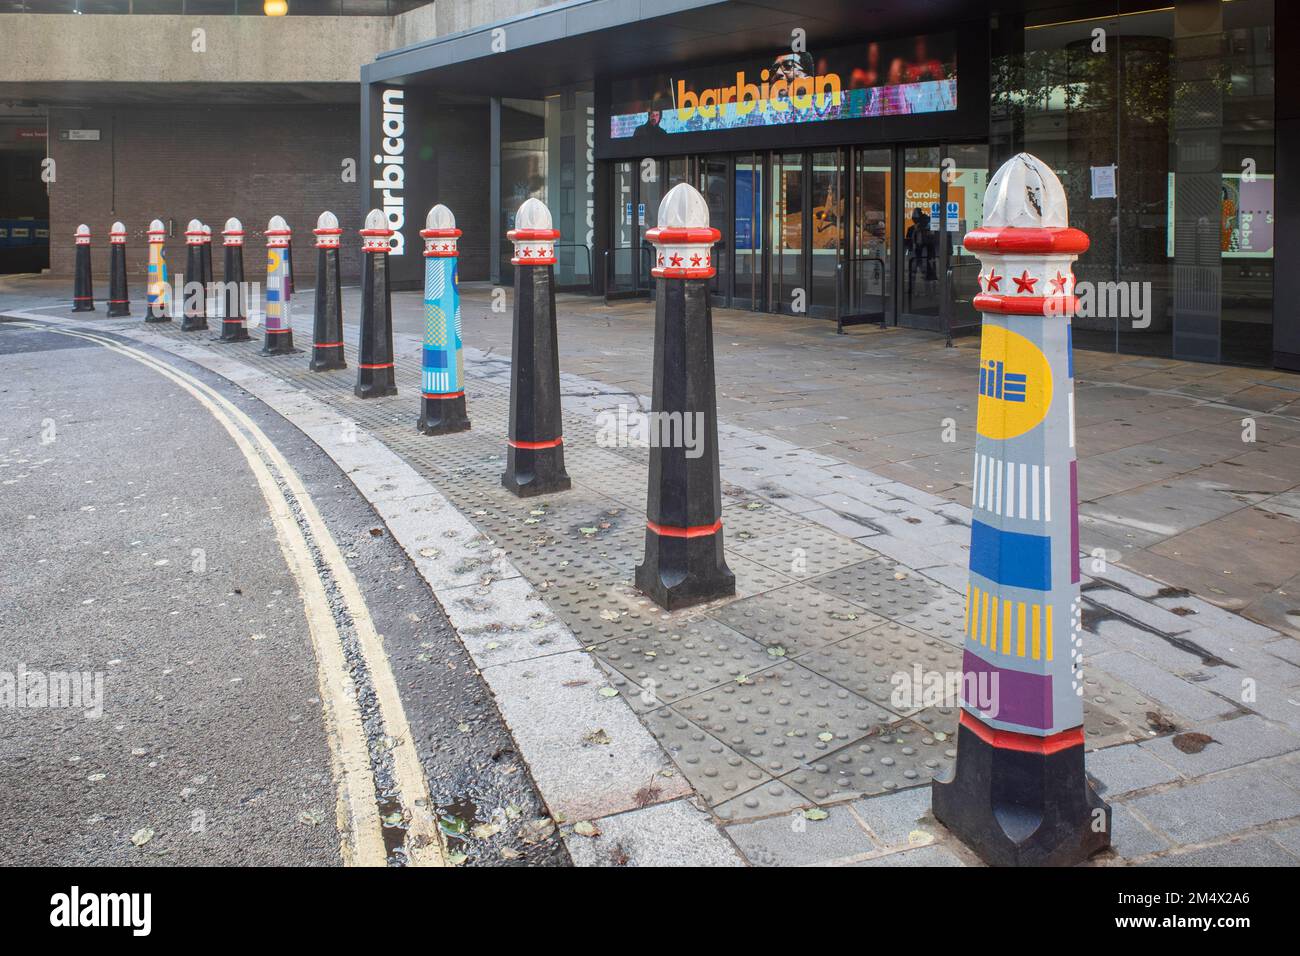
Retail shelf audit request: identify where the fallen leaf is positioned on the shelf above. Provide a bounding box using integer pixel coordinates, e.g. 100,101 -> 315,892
583,728 -> 612,746
803,809 -> 828,821
572,820 -> 601,838
471,822 -> 501,839
130,827 -> 154,847
817,732 -> 834,743
1172,732 -> 1216,754
598,687 -> 619,698
298,809 -> 325,826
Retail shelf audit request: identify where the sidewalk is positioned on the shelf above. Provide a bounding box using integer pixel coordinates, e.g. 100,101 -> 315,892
6,278 -> 1300,866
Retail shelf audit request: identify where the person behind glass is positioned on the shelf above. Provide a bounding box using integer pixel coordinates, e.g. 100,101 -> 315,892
907,207 -> 938,282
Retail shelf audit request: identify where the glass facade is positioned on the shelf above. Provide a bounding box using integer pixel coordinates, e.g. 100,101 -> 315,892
991,0 -> 1276,365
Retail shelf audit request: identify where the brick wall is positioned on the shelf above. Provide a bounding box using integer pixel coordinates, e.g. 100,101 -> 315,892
48,104 -> 363,282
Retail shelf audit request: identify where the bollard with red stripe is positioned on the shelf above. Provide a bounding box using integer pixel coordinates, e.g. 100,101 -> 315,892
145,218 -> 171,322
181,219 -> 208,331
262,215 -> 296,354
355,208 -> 398,398
501,198 -> 570,497
931,153 -> 1110,866
633,184 -> 734,610
218,218 -> 250,342
107,221 -> 130,317
417,203 -> 470,434
310,210 -> 346,372
72,224 -> 94,312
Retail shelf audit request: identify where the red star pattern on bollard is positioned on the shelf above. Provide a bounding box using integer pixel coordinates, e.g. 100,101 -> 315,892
1049,270 -> 1070,294
1013,270 -> 1038,293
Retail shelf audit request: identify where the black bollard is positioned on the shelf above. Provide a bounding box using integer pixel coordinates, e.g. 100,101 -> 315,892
107,221 -> 130,317
181,219 -> 208,332
72,224 -> 94,312
218,217 -> 250,342
501,198 -> 570,497
634,183 -> 734,610
201,223 -> 215,319
355,208 -> 397,398
310,211 -> 347,371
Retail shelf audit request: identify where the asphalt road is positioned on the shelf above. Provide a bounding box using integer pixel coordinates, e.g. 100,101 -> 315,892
0,316 -> 566,867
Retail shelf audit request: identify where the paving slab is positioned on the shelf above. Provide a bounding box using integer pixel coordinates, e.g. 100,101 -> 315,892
1137,713 -> 1300,778
1126,767 -> 1300,844
726,804 -> 876,867
563,799 -> 745,867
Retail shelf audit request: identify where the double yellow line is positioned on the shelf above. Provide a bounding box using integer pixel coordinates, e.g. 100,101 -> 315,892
41,324 -> 445,867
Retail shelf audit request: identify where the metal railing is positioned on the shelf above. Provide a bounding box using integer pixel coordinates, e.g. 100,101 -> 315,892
603,244 -> 655,304
944,256 -> 983,346
551,242 -> 594,295
835,255 -> 886,334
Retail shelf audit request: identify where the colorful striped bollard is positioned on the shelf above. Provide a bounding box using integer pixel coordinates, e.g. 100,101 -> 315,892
145,219 -> 171,323
262,215 -> 295,355
931,152 -> 1110,867
107,221 -> 130,317
219,218 -> 250,343
417,203 -> 470,434
72,224 -> 94,312
310,211 -> 346,372
181,219 -> 207,332
501,198 -> 570,497
355,208 -> 398,398
634,183 -> 734,610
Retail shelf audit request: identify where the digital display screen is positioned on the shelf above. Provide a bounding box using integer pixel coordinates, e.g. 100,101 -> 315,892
609,33 -> 957,142
1166,173 -> 1275,258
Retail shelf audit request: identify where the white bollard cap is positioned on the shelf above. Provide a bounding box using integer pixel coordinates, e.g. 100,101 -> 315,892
201,223 -> 212,243
646,183 -> 720,279
315,210 -> 342,249
658,182 -> 710,229
361,208 -> 393,253
266,214 -> 291,248
421,204 -> 460,257
110,221 -> 127,243
186,218 -> 204,244
148,218 -> 166,239
983,153 -> 1068,229
507,197 -> 558,265
75,223 -> 91,244
223,217 -> 244,246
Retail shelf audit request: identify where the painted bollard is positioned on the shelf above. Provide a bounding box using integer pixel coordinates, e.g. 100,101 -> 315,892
218,218 -> 250,342
72,224 -> 94,312
355,208 -> 398,398
931,153 -> 1110,867
181,220 -> 208,331
417,204 -> 470,434
633,183 -> 734,610
145,219 -> 171,322
262,215 -> 295,354
310,211 -> 347,371
501,198 -> 570,497
107,221 -> 130,317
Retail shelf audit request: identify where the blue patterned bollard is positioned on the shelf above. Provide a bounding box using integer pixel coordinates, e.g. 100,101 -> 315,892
417,204 -> 470,434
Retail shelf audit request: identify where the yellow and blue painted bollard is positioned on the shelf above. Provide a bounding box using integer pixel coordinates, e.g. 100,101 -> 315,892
417,204 -> 470,434
310,211 -> 346,371
145,219 -> 171,323
355,208 -> 398,398
181,219 -> 208,332
932,152 -> 1110,867
72,224 -> 94,312
218,218 -> 250,343
107,221 -> 130,318
262,215 -> 295,355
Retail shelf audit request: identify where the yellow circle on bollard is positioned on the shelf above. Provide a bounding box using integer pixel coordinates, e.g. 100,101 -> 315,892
267,250 -> 282,272
976,324 -> 1054,440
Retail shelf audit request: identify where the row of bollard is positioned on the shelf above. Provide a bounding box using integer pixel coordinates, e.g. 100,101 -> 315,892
66,153 -> 1107,867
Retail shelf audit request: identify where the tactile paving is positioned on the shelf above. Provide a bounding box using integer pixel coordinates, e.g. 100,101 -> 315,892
711,779 -> 812,824
896,583 -> 969,646
794,621 -> 965,716
725,553 -> 797,598
809,556 -> 952,618
671,660 -> 895,776
719,501 -> 810,541
545,573 -> 668,647
708,581 -> 884,656
726,526 -> 877,579
778,717 -> 957,801
641,705 -> 772,806
595,617 -> 776,705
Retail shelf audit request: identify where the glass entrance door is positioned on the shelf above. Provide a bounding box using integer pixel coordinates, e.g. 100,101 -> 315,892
941,143 -> 989,336
848,147 -> 892,324
733,152 -> 763,310
900,145 -> 944,331
771,151 -> 805,315
699,155 -> 729,301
